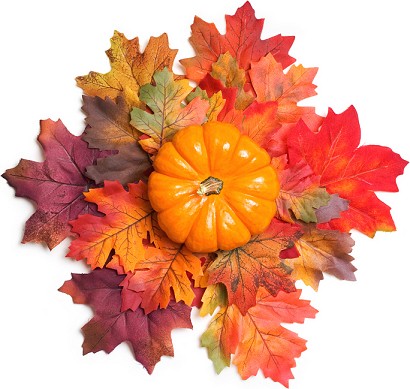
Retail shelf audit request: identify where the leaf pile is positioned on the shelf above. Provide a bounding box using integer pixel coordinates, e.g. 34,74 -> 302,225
3,1 -> 407,386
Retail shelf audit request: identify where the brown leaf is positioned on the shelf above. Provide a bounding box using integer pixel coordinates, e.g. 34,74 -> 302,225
285,223 -> 356,290
82,95 -> 151,185
207,219 -> 300,314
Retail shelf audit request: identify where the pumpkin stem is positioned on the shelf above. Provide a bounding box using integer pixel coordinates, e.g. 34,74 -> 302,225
197,176 -> 224,196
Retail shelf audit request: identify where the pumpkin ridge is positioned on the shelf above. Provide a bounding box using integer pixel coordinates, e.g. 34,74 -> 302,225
154,142 -> 204,180
157,194 -> 205,243
172,125 -> 210,176
185,196 -> 217,252
222,190 -> 276,235
214,196 -> 251,250
223,134 -> 271,177
226,167 -> 280,201
217,194 -> 251,235
202,122 -> 241,176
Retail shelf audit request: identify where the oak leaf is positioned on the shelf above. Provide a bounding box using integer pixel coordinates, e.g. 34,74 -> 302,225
180,2 -> 295,83
68,180 -> 154,272
207,219 -> 300,315
76,31 -> 177,108
59,269 -> 192,374
2,119 -> 106,249
130,68 -> 209,154
82,96 -> 151,185
287,106 -> 408,236
285,223 -> 356,290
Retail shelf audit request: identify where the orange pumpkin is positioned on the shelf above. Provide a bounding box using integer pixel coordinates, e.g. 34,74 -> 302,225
148,122 -> 280,252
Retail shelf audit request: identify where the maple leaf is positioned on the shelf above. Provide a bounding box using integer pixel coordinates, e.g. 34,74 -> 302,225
201,286 -> 317,386
201,286 -> 242,373
200,283 -> 228,317
211,52 -> 254,109
59,269 -> 192,374
249,53 -> 321,130
130,68 -> 209,154
76,31 -> 177,108
181,2 -> 295,85
198,74 -> 240,124
2,119 -> 106,249
315,194 -> 349,224
233,288 -> 317,386
186,87 -> 225,122
195,76 -> 279,148
120,274 -> 143,312
240,101 -> 279,148
287,106 -> 408,236
82,96 -> 151,185
285,223 -> 356,290
125,219 -> 203,313
68,180 -> 154,272
276,160 -> 331,223
207,219 -> 300,315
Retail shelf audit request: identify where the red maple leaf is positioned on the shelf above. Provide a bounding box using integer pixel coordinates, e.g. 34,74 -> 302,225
2,119 -> 107,249
180,2 -> 295,84
59,269 -> 192,373
287,106 -> 408,236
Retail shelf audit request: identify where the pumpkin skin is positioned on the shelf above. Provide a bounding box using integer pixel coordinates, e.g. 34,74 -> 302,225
148,122 -> 280,252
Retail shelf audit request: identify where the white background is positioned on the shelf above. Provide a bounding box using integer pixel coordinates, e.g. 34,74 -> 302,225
1,1 -> 409,388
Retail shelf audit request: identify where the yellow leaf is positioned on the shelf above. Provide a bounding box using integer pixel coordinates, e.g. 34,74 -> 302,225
76,31 -> 177,108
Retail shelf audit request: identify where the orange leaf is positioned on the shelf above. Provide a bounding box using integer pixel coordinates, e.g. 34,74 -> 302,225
207,219 -> 300,315
76,31 -> 177,108
187,87 -> 225,122
125,221 -> 203,313
249,53 -> 320,129
180,2 -> 295,84
201,286 -> 317,386
233,289 -> 317,387
68,181 -> 154,272
241,101 -> 279,148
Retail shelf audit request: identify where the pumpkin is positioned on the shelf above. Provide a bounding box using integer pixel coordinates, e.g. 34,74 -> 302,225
148,121 -> 280,252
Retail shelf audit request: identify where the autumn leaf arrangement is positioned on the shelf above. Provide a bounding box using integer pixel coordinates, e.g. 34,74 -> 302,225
3,2 -> 408,387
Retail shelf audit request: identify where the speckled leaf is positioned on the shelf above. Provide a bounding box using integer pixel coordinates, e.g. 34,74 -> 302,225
2,119 -> 106,249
